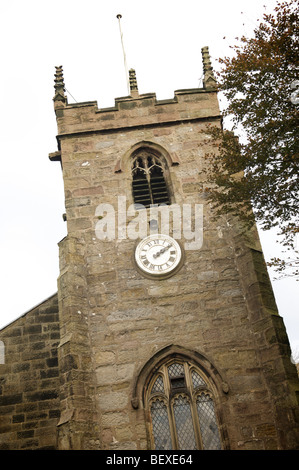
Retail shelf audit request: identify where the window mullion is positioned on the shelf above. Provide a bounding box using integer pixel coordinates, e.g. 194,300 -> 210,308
147,173 -> 154,205
186,364 -> 203,449
190,397 -> 203,450
163,365 -> 179,450
143,156 -> 154,205
168,397 -> 179,450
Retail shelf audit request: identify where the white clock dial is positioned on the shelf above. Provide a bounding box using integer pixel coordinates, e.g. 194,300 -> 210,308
135,234 -> 182,277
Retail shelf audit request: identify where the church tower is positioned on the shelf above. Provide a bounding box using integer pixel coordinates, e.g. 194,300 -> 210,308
49,48 -> 299,450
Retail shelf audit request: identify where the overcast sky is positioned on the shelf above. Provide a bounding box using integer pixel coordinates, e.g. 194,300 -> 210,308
0,0 -> 298,358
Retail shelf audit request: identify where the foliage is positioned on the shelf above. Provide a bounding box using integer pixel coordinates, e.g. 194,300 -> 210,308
205,0 -> 299,277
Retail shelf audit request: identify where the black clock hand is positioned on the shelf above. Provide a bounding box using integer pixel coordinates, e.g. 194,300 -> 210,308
153,244 -> 172,259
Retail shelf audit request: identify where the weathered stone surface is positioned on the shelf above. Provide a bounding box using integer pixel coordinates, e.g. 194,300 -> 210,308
0,295 -> 60,450
1,67 -> 298,451
53,85 -> 298,449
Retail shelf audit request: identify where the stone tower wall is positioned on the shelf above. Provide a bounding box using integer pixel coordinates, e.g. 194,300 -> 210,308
53,83 -> 299,450
0,60 -> 298,451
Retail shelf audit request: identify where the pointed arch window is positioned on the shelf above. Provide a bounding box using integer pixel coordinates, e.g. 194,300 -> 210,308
146,359 -> 222,450
131,151 -> 171,208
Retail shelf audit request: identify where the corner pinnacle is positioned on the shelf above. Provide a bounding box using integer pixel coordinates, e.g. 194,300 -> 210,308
129,69 -> 139,96
53,66 -> 67,105
201,47 -> 217,90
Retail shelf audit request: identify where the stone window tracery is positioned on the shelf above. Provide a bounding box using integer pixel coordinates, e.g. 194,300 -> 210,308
146,359 -> 222,450
131,151 -> 170,208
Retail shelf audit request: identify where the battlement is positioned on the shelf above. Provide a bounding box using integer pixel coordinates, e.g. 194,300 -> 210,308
52,47 -> 220,144
54,87 -> 220,139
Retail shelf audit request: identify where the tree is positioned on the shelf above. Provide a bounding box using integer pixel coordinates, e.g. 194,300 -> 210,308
205,0 -> 299,277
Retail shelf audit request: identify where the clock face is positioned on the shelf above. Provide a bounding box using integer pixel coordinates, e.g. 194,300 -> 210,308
135,234 -> 182,278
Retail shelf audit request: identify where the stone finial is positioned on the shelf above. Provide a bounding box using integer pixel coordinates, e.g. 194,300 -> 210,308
53,65 -> 67,104
129,68 -> 139,97
201,46 -> 217,90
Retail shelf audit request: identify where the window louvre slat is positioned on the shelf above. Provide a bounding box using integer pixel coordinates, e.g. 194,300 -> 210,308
132,152 -> 170,206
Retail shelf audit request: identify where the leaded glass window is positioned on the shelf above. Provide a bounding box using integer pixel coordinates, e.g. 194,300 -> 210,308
191,369 -> 207,388
173,395 -> 197,450
150,399 -> 172,450
152,375 -> 165,394
147,360 -> 222,450
196,393 -> 222,450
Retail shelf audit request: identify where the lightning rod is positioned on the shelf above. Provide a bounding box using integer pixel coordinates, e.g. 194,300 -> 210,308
117,14 -> 130,95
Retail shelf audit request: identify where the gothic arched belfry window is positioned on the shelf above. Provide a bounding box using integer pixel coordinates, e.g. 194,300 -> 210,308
131,150 -> 171,208
145,359 -> 222,450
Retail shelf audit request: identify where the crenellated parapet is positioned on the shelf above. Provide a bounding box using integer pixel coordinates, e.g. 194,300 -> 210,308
52,47 -> 220,142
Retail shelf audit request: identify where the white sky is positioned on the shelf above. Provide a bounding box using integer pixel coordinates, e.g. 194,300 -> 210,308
0,0 -> 298,358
